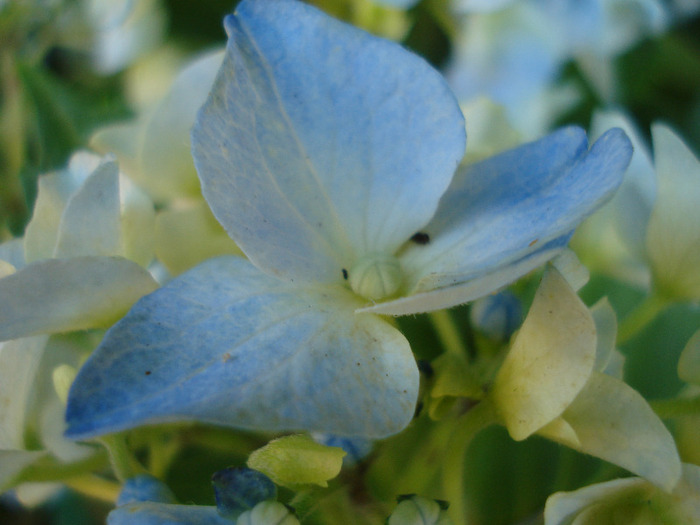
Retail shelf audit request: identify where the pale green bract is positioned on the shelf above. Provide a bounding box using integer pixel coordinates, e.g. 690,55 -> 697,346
490,266 -> 681,491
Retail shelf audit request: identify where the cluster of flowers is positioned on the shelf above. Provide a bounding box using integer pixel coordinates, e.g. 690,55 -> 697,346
1,0 -> 699,523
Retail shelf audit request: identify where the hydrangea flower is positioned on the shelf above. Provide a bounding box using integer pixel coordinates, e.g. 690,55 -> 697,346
0,152 -> 156,495
575,115 -> 700,302
0,152 -> 157,341
446,0 -> 667,130
544,463 -> 700,525
65,0 -> 632,440
489,266 -> 681,491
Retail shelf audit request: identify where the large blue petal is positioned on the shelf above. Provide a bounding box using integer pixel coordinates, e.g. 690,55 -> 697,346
65,257 -> 417,439
366,127 -> 631,315
191,0 -> 465,284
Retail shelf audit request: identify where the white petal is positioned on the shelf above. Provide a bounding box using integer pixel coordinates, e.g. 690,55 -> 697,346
491,266 -> 597,441
646,123 -> 700,299
54,160 -> 122,258
560,372 -> 681,491
0,336 -> 48,449
0,256 -> 158,341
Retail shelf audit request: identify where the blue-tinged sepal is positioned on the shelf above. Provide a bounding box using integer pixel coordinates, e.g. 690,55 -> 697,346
212,467 -> 276,519
116,475 -> 177,506
66,257 -> 418,440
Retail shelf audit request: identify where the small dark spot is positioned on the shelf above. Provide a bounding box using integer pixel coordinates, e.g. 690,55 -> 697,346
529,238 -> 538,247
411,232 -> 430,245
145,371 -> 151,376
402,389 -> 407,393
342,268 -> 348,280
356,362 -> 361,366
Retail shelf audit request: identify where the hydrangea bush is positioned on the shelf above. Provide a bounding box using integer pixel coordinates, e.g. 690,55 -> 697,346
1,0 -> 699,523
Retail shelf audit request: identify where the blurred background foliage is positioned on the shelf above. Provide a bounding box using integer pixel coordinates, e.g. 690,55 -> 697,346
1,0 -> 699,523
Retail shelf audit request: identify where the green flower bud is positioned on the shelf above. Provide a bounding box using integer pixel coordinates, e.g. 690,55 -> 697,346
236,501 -> 299,525
348,252 -> 403,301
387,495 -> 453,525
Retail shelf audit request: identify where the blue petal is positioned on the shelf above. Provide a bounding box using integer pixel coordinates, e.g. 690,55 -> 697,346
365,127 -> 631,315
192,0 -> 465,284
66,257 -> 418,439
212,467 -> 276,519
108,502 -> 231,525
117,475 -> 177,506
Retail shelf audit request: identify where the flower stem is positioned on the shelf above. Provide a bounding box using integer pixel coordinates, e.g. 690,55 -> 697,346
650,395 -> 700,419
430,309 -> 471,359
63,474 -> 121,503
100,434 -> 146,483
442,400 -> 498,523
617,293 -> 668,345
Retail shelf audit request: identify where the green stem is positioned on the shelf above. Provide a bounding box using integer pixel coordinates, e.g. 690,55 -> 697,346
442,400 -> 498,523
429,309 -> 471,359
650,395 -> 700,419
100,434 -> 146,483
14,451 -> 109,484
64,474 -> 121,503
617,293 -> 668,345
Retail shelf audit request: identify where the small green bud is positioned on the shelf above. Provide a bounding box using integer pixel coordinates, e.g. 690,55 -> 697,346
348,252 -> 403,301
387,495 -> 453,525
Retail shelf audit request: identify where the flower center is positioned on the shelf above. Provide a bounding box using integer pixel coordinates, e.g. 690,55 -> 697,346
348,252 -> 403,301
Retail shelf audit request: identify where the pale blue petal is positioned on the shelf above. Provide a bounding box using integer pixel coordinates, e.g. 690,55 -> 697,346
0,239 -> 25,269
108,502 -> 231,525
212,467 -> 276,518
23,152 -> 99,262
446,4 -> 560,109
192,0 -> 465,284
66,257 -> 418,439
371,127 -> 630,315
590,111 -> 656,259
117,475 -> 177,506
0,256 -> 158,341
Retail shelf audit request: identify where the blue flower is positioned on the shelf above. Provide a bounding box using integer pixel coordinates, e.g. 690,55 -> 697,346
65,0 -> 631,440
